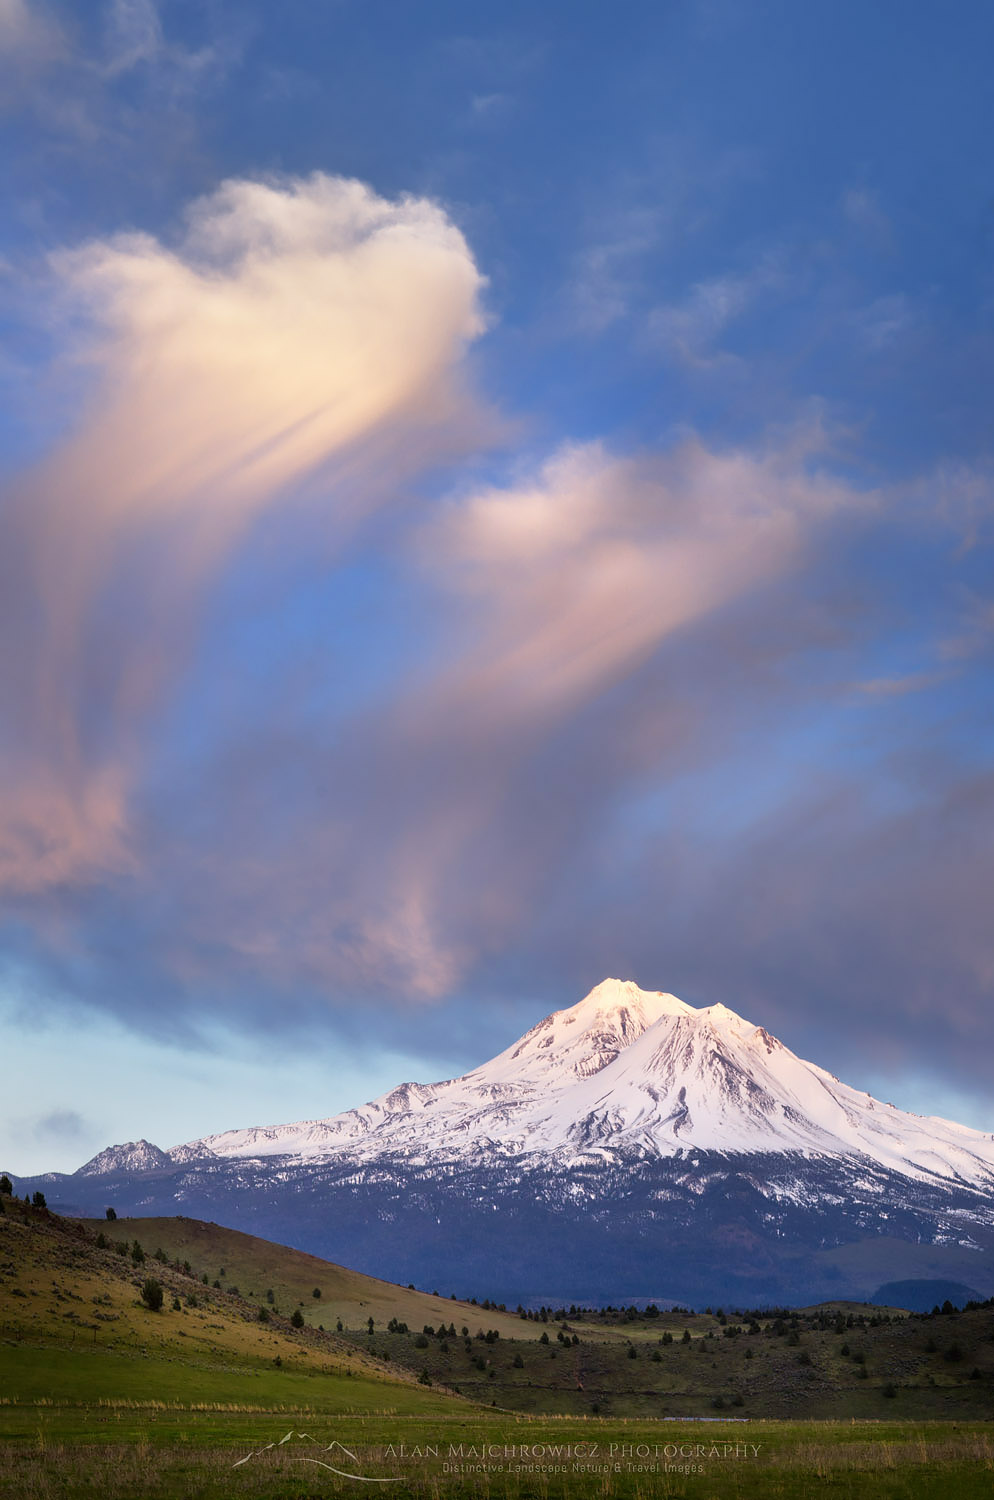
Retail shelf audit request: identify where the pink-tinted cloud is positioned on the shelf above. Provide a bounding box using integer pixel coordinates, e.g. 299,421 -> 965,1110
0,172 -> 489,895
116,432 -> 873,1004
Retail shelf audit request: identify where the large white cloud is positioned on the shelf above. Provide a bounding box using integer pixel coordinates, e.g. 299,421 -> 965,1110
0,172 -> 488,894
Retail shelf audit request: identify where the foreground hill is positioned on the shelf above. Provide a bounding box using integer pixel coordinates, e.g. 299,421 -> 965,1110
0,1197 -> 458,1414
75,1213 -> 539,1342
23,979 -> 994,1307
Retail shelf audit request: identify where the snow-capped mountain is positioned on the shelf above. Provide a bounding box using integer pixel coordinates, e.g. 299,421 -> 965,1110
31,980 -> 994,1307
156,978 -> 994,1192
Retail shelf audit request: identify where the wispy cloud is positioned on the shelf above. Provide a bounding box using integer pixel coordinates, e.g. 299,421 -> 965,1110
647,252 -> 794,366
0,172 -> 489,897
855,671 -> 950,698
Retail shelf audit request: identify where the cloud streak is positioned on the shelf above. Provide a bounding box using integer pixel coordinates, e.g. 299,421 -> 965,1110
0,172 -> 488,895
56,431 -> 872,1009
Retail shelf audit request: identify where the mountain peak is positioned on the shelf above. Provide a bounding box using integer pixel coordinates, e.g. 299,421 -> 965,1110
576,977 -> 692,1020
76,1139 -> 170,1178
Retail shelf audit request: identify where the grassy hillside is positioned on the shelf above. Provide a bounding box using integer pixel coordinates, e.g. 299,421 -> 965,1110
0,1197 -> 458,1414
77,1212 -> 533,1341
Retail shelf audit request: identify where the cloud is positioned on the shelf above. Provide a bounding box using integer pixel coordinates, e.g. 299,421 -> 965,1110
34,1108 -> 87,1141
567,215 -> 659,333
0,172 -> 488,896
842,186 -> 893,251
63,430 -> 870,1011
647,253 -> 792,365
2,168 -> 990,1080
0,0 -> 239,146
849,293 -> 914,353
424,436 -> 861,724
598,764 -> 994,1096
0,0 -> 61,59
855,671 -> 950,698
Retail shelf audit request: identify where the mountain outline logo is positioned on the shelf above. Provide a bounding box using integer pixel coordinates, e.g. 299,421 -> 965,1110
233,1430 -> 402,1483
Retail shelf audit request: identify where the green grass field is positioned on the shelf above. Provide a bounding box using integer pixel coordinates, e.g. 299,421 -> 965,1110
2,1409 -> 992,1498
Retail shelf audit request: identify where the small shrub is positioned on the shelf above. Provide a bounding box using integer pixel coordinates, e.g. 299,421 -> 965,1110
291,1308 -> 304,1328
140,1279 -> 164,1312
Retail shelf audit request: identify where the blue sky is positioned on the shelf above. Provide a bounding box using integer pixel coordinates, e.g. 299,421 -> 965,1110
2,0 -> 992,1175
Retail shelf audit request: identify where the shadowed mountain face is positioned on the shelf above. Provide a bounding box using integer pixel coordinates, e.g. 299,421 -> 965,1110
16,981 -> 994,1307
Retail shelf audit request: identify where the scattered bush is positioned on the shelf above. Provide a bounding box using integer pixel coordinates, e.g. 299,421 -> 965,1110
140,1279 -> 164,1312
